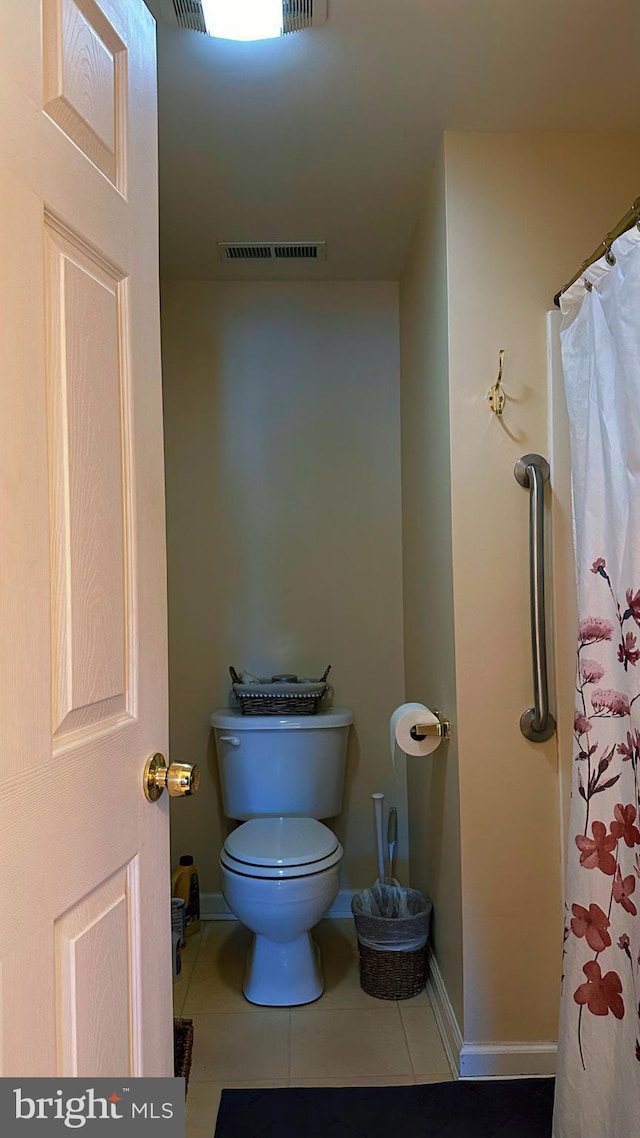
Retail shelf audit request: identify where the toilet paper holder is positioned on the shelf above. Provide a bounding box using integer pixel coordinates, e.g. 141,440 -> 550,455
410,709 -> 451,741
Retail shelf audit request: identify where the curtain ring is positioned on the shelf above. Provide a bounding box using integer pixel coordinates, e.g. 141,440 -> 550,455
603,233 -> 616,266
633,197 -> 640,231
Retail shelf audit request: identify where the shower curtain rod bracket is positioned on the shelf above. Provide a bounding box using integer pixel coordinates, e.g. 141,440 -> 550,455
554,194 -> 640,306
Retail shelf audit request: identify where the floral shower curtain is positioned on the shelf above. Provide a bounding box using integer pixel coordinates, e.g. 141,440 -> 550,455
554,224 -> 640,1136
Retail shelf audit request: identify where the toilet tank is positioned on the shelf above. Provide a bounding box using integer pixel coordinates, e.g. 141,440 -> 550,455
210,707 -> 352,821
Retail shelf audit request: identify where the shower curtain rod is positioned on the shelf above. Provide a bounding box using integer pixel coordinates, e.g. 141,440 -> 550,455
553,195 -> 640,307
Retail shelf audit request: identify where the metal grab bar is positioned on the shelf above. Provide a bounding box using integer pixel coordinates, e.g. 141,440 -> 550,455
514,454 -> 556,742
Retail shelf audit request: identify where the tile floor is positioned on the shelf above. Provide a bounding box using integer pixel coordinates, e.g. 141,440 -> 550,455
175,918 -> 453,1138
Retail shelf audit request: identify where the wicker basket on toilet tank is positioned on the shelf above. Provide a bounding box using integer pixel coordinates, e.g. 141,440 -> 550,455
229,665 -> 331,715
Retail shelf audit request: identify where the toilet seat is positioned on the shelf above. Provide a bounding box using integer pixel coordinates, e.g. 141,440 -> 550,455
221,817 -> 343,879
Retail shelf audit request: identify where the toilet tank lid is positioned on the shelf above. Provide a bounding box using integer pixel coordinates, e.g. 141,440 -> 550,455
210,707 -> 353,730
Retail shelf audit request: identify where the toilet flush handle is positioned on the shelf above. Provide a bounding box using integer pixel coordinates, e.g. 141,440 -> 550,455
219,735 -> 241,747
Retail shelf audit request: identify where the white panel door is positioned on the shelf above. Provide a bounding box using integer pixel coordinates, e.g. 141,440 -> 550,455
0,0 -> 172,1076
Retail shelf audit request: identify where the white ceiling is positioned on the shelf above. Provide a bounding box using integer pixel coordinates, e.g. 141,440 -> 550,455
146,0 -> 640,281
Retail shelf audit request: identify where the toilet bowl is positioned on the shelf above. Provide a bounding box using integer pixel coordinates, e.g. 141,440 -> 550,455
220,817 -> 343,1005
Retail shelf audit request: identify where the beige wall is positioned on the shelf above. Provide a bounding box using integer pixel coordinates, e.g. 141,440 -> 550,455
446,132 -> 640,1045
161,281 -> 406,900
400,131 -> 640,1048
399,145 -> 464,1030
161,133 -> 640,1049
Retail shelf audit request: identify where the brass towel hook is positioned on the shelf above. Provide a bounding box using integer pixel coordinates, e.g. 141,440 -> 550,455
487,349 -> 506,415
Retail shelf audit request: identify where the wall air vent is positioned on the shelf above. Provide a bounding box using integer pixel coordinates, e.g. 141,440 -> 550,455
159,0 -> 327,36
218,242 -> 327,261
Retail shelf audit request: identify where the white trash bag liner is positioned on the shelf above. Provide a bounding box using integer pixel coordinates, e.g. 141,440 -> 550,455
351,883 -> 432,953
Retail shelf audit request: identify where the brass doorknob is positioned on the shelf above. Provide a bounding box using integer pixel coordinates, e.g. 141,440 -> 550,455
143,753 -> 201,802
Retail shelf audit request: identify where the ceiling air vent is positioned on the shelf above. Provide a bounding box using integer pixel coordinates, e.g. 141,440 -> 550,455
159,0 -> 327,35
283,1 -> 326,34
163,0 -> 207,33
218,242 -> 327,261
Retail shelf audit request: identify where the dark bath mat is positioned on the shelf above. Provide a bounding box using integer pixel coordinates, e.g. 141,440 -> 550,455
214,1078 -> 555,1137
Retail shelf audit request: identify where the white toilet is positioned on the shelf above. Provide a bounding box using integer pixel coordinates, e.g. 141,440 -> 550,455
211,706 -> 352,1006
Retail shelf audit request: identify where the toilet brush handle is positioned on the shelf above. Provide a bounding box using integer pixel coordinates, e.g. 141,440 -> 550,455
387,807 -> 397,883
372,793 -> 385,882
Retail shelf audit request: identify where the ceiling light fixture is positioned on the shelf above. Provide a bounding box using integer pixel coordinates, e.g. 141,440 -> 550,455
201,0 -> 282,41
160,1 -> 328,40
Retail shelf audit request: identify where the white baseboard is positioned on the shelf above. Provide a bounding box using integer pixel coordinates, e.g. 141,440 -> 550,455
425,945 -> 463,1079
201,889 -> 355,921
326,889 -> 356,918
459,1041 -> 557,1079
426,946 -> 556,1080
200,892 -> 235,920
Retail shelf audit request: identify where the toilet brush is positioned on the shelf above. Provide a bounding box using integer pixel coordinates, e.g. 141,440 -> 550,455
372,792 -> 385,883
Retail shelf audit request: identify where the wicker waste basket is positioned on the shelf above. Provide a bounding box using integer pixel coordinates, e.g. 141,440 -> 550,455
351,883 -> 432,1000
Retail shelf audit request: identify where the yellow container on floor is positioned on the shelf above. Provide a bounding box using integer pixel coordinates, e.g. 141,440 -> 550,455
172,855 -> 201,937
